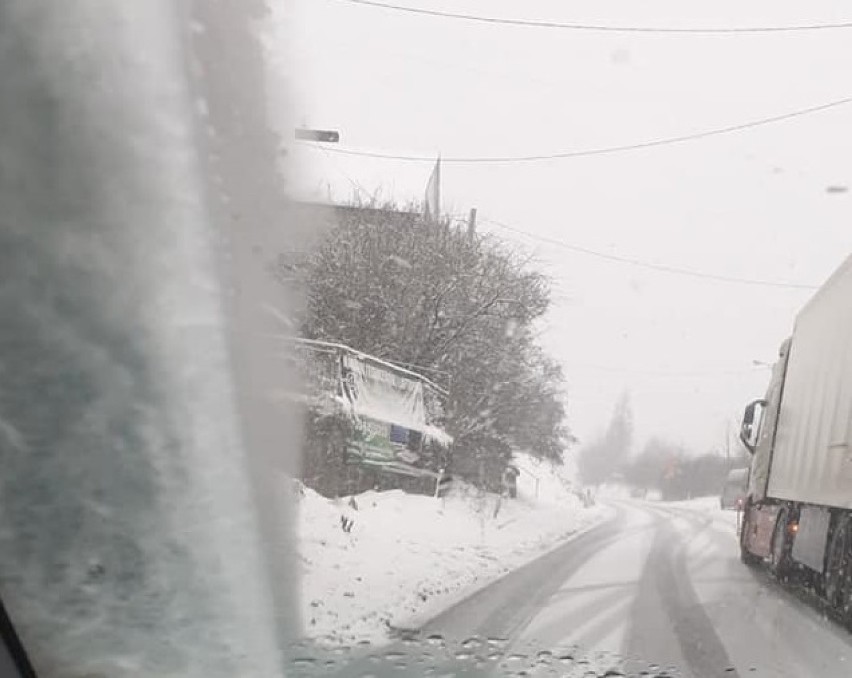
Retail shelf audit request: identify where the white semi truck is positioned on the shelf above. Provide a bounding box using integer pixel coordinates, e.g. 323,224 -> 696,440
739,255 -> 852,625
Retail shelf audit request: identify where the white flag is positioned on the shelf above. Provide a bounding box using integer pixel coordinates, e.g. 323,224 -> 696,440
423,156 -> 440,222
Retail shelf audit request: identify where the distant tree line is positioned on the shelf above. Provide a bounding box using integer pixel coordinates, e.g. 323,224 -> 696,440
576,393 -> 633,487
623,437 -> 748,500
577,396 -> 749,500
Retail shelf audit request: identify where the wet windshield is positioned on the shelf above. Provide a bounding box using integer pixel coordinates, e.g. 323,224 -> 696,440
2,1 -> 852,677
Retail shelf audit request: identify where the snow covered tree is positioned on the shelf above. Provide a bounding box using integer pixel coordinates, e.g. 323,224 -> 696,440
297,202 -> 571,489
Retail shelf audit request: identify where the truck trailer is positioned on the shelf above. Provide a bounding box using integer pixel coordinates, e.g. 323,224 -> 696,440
739,255 -> 852,625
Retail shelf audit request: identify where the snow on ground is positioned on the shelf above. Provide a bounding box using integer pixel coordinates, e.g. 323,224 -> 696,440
295,455 -> 611,646
598,484 -> 740,532
661,495 -> 741,530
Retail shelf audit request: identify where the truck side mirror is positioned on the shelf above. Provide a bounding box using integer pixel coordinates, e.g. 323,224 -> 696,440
740,399 -> 766,453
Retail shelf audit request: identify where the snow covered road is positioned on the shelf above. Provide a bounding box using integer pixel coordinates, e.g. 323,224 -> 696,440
408,499 -> 852,677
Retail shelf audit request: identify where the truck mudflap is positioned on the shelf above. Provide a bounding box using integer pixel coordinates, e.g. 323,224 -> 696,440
791,506 -> 831,572
743,502 -> 783,559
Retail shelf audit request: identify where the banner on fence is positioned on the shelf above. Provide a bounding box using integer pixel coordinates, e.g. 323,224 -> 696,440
293,338 -> 451,481
341,354 -> 426,431
340,354 -> 448,477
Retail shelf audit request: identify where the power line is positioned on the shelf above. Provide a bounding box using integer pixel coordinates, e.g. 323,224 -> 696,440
484,217 -> 819,290
564,362 -> 766,377
336,0 -> 852,34
298,95 -> 852,164
316,143 -> 374,200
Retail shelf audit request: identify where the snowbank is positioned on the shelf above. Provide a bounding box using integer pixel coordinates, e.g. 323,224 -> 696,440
512,453 -> 580,506
294,455 -> 610,646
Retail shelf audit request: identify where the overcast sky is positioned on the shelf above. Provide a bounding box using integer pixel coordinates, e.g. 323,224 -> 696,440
269,0 -> 852,454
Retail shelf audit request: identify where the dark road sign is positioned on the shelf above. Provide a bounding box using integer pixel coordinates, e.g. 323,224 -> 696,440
295,128 -> 340,143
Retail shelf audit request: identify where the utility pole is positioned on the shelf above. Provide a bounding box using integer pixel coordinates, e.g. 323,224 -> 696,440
467,207 -> 477,239
724,421 -> 732,470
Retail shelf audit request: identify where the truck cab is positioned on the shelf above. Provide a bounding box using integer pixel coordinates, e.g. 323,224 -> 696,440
740,337 -> 792,504
738,338 -> 792,563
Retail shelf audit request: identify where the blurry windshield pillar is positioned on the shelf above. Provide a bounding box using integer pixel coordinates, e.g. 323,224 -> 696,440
0,1 -> 300,676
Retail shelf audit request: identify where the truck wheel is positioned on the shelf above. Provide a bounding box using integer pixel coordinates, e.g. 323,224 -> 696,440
824,519 -> 852,625
740,507 -> 761,566
769,509 -> 791,580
